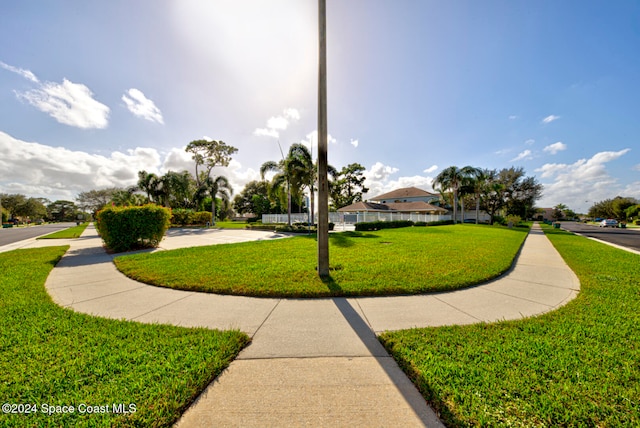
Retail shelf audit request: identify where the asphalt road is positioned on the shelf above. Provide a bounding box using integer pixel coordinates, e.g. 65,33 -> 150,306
0,222 -> 76,247
560,221 -> 640,252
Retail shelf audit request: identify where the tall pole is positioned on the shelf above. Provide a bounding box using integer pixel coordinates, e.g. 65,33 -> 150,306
317,0 -> 330,277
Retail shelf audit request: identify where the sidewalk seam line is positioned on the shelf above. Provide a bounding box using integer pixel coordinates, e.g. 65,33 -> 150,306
130,293 -> 195,321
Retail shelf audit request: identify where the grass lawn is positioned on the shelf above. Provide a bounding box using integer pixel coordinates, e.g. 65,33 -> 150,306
379,225 -> 640,427
37,222 -> 89,239
0,246 -> 249,427
213,220 -> 248,229
114,224 -> 529,297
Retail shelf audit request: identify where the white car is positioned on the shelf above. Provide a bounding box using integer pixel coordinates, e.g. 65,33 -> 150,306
599,219 -> 618,227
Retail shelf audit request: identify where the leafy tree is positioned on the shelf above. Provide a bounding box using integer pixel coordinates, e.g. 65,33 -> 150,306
15,197 -> 48,221
331,163 -> 369,209
0,193 -> 27,219
589,197 -> 637,220
233,180 -> 273,216
478,167 -> 543,224
77,188 -> 119,215
185,139 -> 238,188
625,204 -> 640,220
47,200 -> 79,222
552,203 -> 567,221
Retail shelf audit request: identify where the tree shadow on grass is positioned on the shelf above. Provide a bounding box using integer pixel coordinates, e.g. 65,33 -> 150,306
319,271 -> 343,293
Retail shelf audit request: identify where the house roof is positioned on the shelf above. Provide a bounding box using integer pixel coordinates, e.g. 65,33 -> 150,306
371,186 -> 438,201
337,201 -> 391,212
338,201 -> 447,213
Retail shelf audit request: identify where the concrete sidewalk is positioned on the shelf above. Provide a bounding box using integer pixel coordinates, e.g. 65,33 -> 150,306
12,224 -> 579,427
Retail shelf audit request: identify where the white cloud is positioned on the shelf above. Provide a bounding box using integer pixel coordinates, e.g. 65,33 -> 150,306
525,139 -> 535,146
0,61 -> 40,83
510,150 -> 533,162
350,139 -> 359,148
543,142 -> 567,155
0,131 -> 259,203
541,114 -> 560,124
0,131 -> 158,199
632,164 -> 640,172
16,78 -> 110,129
508,115 -> 518,120
122,88 -> 164,124
253,107 -> 301,139
365,162 -> 399,182
535,149 -> 631,212
423,165 -> 438,174
362,162 -> 437,200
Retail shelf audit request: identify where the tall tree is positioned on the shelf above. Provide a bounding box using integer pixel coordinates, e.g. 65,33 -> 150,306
433,165 -> 479,223
76,188 -> 118,215
137,171 -> 162,203
203,175 -> 233,224
47,200 -> 78,222
260,158 -> 292,225
233,180 -> 272,216
185,139 -> 238,188
331,163 -> 368,209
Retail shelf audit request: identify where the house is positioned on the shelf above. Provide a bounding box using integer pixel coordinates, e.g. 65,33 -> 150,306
370,187 -> 440,204
337,187 -> 448,222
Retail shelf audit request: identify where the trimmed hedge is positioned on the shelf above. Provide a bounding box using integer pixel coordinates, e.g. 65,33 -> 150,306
170,209 -> 212,226
355,220 -> 414,231
246,223 -> 335,233
96,205 -> 171,252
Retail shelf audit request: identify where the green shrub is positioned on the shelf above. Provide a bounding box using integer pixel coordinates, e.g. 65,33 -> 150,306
193,211 -> 213,225
635,220 -> 640,225
355,220 -> 414,231
505,214 -> 522,226
426,220 -> 454,226
170,208 -> 192,226
96,204 -> 171,252
414,221 -> 427,227
170,209 -> 212,226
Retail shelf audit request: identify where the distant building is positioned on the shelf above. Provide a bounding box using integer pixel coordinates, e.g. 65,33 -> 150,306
338,187 -> 447,216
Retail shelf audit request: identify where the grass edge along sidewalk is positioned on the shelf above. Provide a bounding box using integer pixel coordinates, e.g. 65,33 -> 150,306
37,222 -> 90,239
114,224 -> 530,298
0,246 -> 249,427
380,225 -> 640,427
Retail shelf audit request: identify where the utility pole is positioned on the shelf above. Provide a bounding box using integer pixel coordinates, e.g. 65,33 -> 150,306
317,0 -> 329,277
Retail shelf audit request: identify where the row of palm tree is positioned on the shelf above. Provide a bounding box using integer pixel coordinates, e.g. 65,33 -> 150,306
136,170 -> 233,221
433,166 -> 543,224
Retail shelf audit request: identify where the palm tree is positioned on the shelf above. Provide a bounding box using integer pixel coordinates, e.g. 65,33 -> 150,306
204,175 -> 233,225
137,171 -> 162,204
433,165 -> 480,223
287,143 -> 338,224
260,159 -> 292,226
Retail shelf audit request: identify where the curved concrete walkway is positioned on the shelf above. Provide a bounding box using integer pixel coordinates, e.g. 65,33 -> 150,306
14,224 -> 579,427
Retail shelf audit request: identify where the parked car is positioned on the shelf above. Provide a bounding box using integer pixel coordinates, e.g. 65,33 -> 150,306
599,219 -> 618,227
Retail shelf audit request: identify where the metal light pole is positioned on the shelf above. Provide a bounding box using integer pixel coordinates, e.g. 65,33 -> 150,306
317,0 -> 330,277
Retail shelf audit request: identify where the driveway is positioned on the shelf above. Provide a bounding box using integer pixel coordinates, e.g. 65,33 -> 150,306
560,221 -> 640,252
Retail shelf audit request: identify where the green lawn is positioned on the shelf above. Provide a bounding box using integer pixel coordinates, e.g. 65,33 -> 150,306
114,224 -> 529,297
37,222 -> 89,239
380,225 -> 640,427
0,246 -> 249,427
213,220 -> 249,229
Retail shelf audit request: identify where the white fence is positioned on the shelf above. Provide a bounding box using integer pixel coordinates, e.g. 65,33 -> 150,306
263,211 -> 491,224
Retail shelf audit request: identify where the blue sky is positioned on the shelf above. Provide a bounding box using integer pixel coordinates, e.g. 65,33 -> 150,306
1,0 -> 638,213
